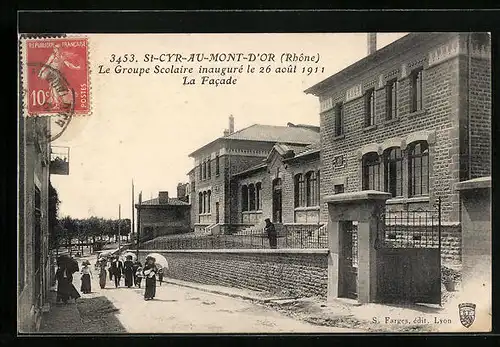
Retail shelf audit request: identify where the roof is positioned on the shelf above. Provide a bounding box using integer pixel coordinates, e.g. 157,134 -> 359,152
189,123 -> 320,157
138,197 -> 190,207
304,33 -> 455,96
284,142 -> 321,161
232,162 -> 267,178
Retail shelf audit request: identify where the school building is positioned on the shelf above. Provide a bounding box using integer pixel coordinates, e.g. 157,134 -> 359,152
305,32 -> 491,267
187,116 -> 325,235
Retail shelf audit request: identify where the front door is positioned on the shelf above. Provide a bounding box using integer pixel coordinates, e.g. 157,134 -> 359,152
340,221 -> 358,300
215,202 -> 220,223
272,178 -> 282,223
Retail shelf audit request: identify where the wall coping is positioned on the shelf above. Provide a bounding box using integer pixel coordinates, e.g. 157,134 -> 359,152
324,190 -> 392,204
138,248 -> 329,255
455,177 -> 491,191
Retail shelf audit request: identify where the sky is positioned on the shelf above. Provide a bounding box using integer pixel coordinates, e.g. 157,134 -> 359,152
49,33 -> 407,220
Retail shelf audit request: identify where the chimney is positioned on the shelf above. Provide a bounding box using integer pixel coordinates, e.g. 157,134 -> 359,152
367,33 -> 377,55
158,191 -> 169,204
177,183 -> 187,200
229,115 -> 234,134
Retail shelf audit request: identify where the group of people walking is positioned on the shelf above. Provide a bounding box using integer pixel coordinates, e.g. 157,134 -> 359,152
56,251 -> 167,303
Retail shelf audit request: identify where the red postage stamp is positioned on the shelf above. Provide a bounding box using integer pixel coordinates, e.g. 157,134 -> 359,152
26,38 -> 89,115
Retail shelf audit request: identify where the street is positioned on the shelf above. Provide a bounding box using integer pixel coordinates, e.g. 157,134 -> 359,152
64,256 -> 355,333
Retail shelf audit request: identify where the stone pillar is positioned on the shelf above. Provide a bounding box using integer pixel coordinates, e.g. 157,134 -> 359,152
325,190 -> 391,304
455,177 -> 491,320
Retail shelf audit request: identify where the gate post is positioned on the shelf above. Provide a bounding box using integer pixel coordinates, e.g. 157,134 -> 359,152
325,190 -> 391,304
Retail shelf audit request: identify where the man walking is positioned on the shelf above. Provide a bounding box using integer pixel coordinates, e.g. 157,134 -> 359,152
110,256 -> 123,288
264,218 -> 277,249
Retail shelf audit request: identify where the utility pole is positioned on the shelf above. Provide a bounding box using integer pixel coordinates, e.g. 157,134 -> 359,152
132,179 -> 135,244
136,192 -> 142,258
118,204 -> 121,251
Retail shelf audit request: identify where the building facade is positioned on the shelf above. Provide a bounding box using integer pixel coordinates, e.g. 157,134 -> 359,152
136,191 -> 191,241
188,116 -> 322,234
18,116 -> 51,332
305,32 -> 491,265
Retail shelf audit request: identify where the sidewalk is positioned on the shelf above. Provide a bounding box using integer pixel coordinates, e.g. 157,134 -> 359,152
39,287 -> 85,333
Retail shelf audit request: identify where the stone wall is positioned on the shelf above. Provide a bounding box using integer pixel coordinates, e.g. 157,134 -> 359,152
138,249 -> 329,298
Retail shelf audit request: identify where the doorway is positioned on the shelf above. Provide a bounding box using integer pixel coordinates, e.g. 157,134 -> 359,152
339,221 -> 358,300
272,178 -> 282,223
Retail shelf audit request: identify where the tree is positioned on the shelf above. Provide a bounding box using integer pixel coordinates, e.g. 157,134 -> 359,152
48,181 -> 61,249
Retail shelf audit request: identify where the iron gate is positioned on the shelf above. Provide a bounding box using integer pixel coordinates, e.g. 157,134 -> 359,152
376,198 -> 442,305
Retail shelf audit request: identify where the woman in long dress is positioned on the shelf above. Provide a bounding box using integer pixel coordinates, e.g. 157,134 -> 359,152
123,255 -> 134,288
98,258 -> 107,289
56,261 -> 81,304
80,261 -> 92,294
143,256 -> 158,300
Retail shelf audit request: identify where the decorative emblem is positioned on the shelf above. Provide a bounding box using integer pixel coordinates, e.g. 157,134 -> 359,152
333,154 -> 346,169
458,303 -> 476,328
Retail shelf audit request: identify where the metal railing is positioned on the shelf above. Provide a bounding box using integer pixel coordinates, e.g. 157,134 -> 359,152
140,223 -> 327,250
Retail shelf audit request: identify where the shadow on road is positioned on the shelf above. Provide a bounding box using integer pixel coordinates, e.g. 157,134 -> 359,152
149,299 -> 178,302
76,296 -> 127,333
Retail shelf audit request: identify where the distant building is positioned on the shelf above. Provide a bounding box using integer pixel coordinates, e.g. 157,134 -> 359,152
18,116 -> 51,332
136,191 -> 191,240
188,116 -> 322,234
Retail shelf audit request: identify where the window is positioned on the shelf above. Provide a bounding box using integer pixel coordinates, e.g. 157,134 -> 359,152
215,154 -> 220,176
198,192 -> 203,214
203,191 -> 207,213
207,190 -> 211,213
409,141 -> 429,196
191,182 -> 196,192
384,147 -> 403,197
365,88 -> 375,127
249,184 -> 256,211
294,174 -> 306,207
207,159 -> 211,179
202,161 -> 206,180
241,185 -> 248,212
411,68 -> 424,112
362,152 -> 381,191
334,102 -> 344,136
306,171 -> 319,206
386,79 -> 397,120
334,184 -> 345,194
199,164 -> 202,181
256,182 -> 262,210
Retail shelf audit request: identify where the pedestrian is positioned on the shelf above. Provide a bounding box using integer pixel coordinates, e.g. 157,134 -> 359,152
55,257 -> 81,304
80,260 -> 92,294
143,256 -> 158,300
157,267 -> 164,286
132,260 -> 142,287
98,258 -> 107,289
123,255 -> 134,288
135,265 -> 143,288
264,218 -> 278,249
110,256 -> 123,288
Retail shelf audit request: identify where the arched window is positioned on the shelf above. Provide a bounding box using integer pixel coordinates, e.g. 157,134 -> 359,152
306,171 -> 319,206
203,191 -> 207,213
203,161 -> 207,180
198,192 -> 203,214
408,141 -> 429,196
384,147 -> 403,197
241,185 -> 248,212
256,182 -> 262,210
294,174 -> 306,207
207,190 -> 211,213
362,152 -> 381,191
249,184 -> 256,211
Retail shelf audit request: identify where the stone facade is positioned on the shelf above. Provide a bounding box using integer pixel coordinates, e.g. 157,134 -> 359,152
188,121 -> 321,233
136,191 -> 191,240
138,249 -> 329,298
305,33 -> 491,268
18,116 -> 51,332
305,33 -> 491,226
